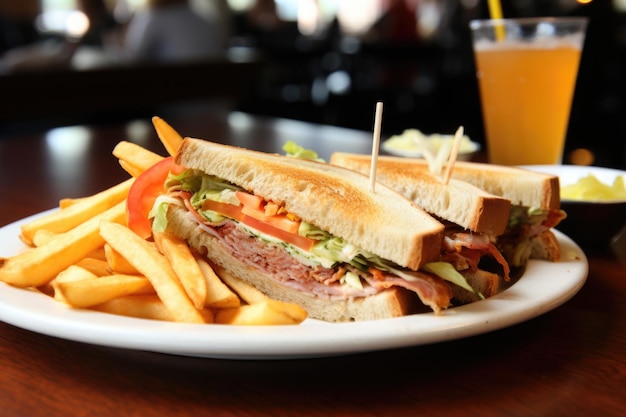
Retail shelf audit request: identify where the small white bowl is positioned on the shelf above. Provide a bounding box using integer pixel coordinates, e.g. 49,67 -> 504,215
521,165 -> 626,251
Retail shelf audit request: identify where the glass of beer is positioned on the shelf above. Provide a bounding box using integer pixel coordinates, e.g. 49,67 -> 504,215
470,17 -> 588,165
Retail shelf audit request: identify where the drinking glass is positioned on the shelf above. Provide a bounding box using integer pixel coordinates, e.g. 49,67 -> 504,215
470,17 -> 588,165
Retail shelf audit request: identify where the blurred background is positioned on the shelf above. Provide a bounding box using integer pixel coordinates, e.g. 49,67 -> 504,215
0,0 -> 624,169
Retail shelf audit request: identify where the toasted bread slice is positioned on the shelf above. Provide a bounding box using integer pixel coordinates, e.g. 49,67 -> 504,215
177,138 -> 444,270
344,156 -> 560,210
330,152 -> 512,236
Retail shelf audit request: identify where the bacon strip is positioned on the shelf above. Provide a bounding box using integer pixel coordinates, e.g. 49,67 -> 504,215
367,268 -> 451,314
486,243 -> 511,281
443,230 -> 511,281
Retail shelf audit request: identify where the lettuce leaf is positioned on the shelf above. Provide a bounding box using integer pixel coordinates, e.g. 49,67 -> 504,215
423,262 -> 483,298
282,141 -> 325,162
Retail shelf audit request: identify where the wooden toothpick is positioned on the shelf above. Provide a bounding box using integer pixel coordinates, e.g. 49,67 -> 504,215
443,126 -> 464,185
369,102 -> 384,193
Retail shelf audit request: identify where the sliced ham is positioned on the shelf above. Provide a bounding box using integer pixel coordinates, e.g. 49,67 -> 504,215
176,191 -> 452,312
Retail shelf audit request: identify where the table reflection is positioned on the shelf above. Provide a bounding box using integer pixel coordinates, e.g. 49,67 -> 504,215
45,126 -> 92,198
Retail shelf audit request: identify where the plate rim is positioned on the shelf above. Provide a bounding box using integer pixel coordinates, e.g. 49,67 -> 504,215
0,210 -> 589,360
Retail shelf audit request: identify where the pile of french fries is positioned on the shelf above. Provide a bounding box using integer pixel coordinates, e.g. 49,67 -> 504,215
0,117 -> 307,326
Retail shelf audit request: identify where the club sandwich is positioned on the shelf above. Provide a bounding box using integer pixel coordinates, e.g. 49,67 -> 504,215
153,138 -> 471,322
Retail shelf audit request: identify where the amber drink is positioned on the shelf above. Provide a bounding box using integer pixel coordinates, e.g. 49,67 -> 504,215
470,18 -> 587,165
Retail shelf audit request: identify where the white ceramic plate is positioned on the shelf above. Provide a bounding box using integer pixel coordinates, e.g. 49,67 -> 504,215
0,211 -> 588,360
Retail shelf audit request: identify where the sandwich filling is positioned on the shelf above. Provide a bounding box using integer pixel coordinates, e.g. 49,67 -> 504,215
150,169 -> 485,314
439,224 -> 511,282
498,206 -> 566,267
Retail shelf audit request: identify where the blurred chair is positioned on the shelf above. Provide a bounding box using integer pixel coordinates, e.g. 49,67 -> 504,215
0,56 -> 260,134
121,0 -> 230,63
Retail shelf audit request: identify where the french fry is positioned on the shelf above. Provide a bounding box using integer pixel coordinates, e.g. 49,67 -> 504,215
54,265 -> 97,283
33,230 -> 106,260
51,265 -> 98,303
214,299 -> 308,325
92,295 -> 214,322
104,243 -> 139,275
99,221 -> 205,324
154,232 -> 207,309
210,263 -> 268,304
20,178 -> 133,245
0,202 -> 126,287
59,196 -> 86,209
152,116 -> 183,156
55,275 -> 154,308
118,160 -> 145,178
87,246 -> 107,261
75,257 -> 111,276
112,141 -> 163,175
31,229 -> 57,247
196,258 -> 240,309
91,294 -> 175,321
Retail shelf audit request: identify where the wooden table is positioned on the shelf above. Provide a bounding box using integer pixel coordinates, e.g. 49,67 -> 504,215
1,112 -> 624,417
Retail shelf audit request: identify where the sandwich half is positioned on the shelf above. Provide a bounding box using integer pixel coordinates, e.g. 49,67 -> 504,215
433,159 -> 564,267
330,152 -> 516,304
154,138 -> 461,322
330,154 -> 565,280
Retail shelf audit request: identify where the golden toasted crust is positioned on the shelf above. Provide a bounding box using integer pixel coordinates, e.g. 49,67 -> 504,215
332,154 -> 559,210
167,206 -> 417,322
448,163 -> 560,210
430,159 -> 560,210
176,138 -> 444,270
330,152 -> 512,235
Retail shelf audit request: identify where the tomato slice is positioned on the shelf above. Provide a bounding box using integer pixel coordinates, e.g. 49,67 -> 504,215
126,156 -> 185,239
236,191 -> 301,234
235,191 -> 264,210
202,199 -> 244,222
201,191 -> 310,249
263,214 -> 300,234
239,205 -> 299,234
241,215 -> 316,252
